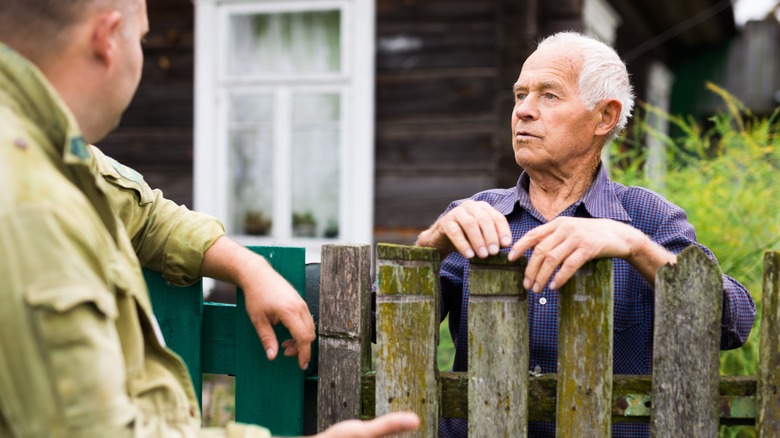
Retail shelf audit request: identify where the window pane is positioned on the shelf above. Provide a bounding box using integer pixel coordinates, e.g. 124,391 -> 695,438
228,93 -> 274,235
291,93 -> 340,238
228,10 -> 341,76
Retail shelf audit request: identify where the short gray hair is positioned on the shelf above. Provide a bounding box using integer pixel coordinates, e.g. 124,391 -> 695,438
537,32 -> 635,141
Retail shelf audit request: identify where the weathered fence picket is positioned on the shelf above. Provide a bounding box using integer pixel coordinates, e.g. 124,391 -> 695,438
651,245 -> 723,436
316,244 -> 774,435
317,244 -> 372,431
467,255 -> 528,437
759,251 -> 780,436
375,244 -> 441,437
557,258 -> 613,437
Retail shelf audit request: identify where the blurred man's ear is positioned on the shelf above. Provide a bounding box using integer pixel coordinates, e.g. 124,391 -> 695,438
90,11 -> 123,66
595,99 -> 621,136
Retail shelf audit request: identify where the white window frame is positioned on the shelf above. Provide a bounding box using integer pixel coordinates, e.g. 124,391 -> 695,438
194,0 -> 375,262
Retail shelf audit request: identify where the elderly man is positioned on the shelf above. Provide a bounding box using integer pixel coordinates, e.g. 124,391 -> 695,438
0,0 -> 418,436
416,32 -> 755,437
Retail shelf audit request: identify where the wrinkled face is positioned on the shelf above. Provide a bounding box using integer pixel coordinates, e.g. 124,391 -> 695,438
511,42 -> 602,175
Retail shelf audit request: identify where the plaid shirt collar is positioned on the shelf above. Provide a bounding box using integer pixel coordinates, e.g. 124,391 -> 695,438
492,163 -> 632,223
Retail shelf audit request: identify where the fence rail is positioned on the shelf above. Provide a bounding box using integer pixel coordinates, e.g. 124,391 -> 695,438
318,243 -> 779,436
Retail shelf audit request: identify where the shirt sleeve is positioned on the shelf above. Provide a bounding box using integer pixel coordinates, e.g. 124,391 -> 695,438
90,146 -> 225,286
653,202 -> 756,350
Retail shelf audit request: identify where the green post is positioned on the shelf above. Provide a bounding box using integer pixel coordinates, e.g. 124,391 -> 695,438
235,246 -> 306,436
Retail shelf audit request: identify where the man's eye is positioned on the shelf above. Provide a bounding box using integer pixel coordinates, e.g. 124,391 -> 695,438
544,93 -> 557,99
515,93 -> 526,101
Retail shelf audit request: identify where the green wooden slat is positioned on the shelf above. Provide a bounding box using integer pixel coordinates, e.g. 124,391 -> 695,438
144,269 -> 204,401
202,302 -> 237,375
235,246 -> 305,436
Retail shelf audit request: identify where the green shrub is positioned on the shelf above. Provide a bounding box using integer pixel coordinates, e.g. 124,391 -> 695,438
610,83 -> 779,437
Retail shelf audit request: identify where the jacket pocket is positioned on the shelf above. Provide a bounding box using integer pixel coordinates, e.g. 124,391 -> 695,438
24,285 -> 133,428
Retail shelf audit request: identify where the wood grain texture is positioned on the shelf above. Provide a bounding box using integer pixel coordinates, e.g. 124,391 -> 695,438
375,244 -> 440,437
556,258 -> 614,437
467,254 -> 529,437
317,245 -> 372,432
651,245 -> 722,437
758,251 -> 780,436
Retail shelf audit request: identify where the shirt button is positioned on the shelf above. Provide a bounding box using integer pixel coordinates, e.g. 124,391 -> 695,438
534,365 -> 542,374
539,297 -> 547,305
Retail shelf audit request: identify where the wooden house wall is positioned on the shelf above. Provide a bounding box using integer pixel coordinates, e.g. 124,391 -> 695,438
100,0 -> 195,208
373,0 -> 546,244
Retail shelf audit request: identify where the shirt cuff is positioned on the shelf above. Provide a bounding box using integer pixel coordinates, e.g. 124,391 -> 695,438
162,210 -> 226,286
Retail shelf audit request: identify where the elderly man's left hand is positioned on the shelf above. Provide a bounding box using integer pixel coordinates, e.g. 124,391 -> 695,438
507,217 -> 676,292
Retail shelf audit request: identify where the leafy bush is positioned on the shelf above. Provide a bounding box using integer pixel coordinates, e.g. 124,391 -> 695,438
610,83 -> 780,437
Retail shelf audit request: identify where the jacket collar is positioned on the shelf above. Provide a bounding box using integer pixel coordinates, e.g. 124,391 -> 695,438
0,43 -> 92,166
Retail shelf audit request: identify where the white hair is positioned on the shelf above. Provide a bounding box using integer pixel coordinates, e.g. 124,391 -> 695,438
537,31 -> 635,141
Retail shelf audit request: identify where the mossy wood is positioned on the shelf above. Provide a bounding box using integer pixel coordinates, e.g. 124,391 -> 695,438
556,258 -> 614,437
375,243 -> 441,437
651,246 -> 722,437
758,251 -> 780,436
359,373 -> 759,424
467,254 -> 529,437
317,244 -> 372,432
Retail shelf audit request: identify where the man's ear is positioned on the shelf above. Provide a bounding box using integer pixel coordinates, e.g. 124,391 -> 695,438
594,99 -> 622,136
91,11 -> 123,65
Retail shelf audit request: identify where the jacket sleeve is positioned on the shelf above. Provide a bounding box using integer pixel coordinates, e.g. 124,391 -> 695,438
90,146 -> 225,286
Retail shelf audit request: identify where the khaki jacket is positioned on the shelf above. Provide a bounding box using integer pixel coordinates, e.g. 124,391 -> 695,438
0,44 -> 270,437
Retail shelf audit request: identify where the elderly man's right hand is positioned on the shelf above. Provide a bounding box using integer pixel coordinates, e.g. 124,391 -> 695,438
416,200 -> 513,259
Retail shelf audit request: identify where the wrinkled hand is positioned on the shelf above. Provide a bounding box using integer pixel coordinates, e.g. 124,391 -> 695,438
241,264 -> 316,370
507,217 -> 672,292
416,200 -> 513,258
315,412 -> 420,438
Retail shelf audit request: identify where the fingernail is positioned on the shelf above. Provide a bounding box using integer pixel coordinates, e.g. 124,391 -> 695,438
549,281 -> 557,290
501,236 -> 512,246
508,250 -> 516,260
489,244 -> 499,254
523,278 -> 531,290
266,348 -> 275,358
303,361 -> 309,370
533,282 -> 541,293
465,249 -> 475,258
478,246 -> 488,258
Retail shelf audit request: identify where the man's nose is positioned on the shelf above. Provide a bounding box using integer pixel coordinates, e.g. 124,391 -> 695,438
514,97 -> 538,120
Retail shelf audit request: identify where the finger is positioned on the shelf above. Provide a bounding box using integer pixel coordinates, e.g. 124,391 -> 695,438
508,224 -> 550,262
281,339 -> 300,357
550,248 -> 590,290
530,238 -> 578,293
441,215 -> 478,259
524,229 -> 569,292
491,209 -> 514,249
281,312 -> 315,369
463,203 -> 502,257
360,412 -> 421,436
252,315 -> 279,361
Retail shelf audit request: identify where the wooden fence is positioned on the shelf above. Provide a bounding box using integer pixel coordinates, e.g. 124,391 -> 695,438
317,243 -> 780,436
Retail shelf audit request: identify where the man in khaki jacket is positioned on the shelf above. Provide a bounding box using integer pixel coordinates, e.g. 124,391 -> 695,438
0,0 -> 418,436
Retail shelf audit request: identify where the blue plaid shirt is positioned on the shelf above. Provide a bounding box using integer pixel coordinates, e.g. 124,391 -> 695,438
439,165 -> 756,437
